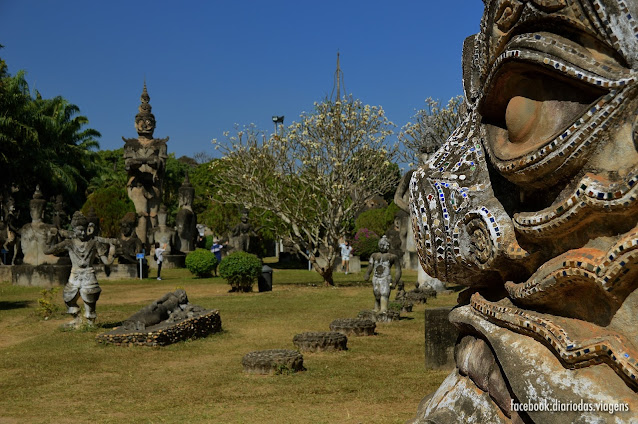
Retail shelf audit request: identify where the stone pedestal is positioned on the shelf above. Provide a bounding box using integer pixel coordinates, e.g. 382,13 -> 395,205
315,256 -> 361,273
292,332 -> 348,352
0,266 -> 12,283
94,264 -> 148,280
424,307 -> 459,370
241,349 -> 305,375
147,254 -> 185,269
358,309 -> 400,322
10,264 -> 72,287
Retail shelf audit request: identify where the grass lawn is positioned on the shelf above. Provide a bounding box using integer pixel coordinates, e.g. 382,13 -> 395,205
0,265 -> 457,424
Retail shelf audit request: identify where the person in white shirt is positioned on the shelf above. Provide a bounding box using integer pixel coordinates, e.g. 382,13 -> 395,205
339,240 -> 353,274
154,242 -> 166,280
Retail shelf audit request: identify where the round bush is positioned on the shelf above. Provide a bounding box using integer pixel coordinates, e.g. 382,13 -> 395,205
351,228 -> 380,261
219,251 -> 262,292
185,249 -> 219,278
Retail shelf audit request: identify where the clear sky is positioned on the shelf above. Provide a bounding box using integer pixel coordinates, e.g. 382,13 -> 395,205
0,1 -> 485,159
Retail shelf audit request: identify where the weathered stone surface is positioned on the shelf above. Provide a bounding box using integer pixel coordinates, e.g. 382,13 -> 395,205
241,349 -> 305,375
357,309 -> 400,323
44,211 -> 119,328
409,0 -> 638,421
364,235 -> 402,313
314,255 -> 361,273
96,290 -> 221,346
122,83 -> 169,245
147,254 -> 185,270
20,187 -> 60,266
96,309 -> 222,347
408,369 -> 511,424
292,331 -> 347,352
329,318 -> 376,336
11,264 -> 71,287
424,307 -> 458,370
174,174 -> 197,253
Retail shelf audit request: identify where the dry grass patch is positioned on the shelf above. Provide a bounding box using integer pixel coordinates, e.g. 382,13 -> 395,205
0,266 -> 456,423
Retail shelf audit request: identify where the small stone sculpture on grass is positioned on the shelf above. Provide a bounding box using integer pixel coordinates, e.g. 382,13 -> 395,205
363,235 -> 402,313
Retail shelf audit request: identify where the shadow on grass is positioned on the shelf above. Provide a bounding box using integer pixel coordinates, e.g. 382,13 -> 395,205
0,300 -> 31,310
99,321 -> 124,329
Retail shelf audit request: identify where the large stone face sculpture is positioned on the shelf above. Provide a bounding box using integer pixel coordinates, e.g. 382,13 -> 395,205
409,1 -> 638,422
122,83 -> 168,245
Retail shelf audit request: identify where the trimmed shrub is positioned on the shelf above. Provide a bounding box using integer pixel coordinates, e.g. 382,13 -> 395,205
185,249 -> 219,278
219,251 -> 262,292
352,228 -> 380,261
204,235 -> 214,251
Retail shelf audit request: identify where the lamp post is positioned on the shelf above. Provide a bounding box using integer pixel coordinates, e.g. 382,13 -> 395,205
272,115 -> 284,138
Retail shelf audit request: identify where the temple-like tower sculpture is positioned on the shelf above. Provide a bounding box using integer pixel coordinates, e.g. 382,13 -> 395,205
122,83 -> 169,245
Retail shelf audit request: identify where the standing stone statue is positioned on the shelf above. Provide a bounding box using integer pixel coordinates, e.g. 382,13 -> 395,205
175,174 -> 197,253
44,211 -> 118,328
230,209 -> 256,253
51,194 -> 68,230
1,195 -> 20,265
152,204 -> 175,255
19,186 -> 60,265
116,212 -> 144,264
409,1 -> 638,422
122,83 -> 168,245
364,235 -> 402,313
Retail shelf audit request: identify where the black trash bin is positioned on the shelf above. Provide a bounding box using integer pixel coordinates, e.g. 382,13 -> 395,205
258,265 -> 273,292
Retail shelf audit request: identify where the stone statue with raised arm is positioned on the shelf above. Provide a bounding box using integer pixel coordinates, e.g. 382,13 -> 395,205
45,211 -> 118,328
364,235 -> 402,313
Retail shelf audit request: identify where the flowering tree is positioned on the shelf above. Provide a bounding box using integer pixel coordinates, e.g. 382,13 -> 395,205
398,95 -> 466,167
211,95 -> 399,285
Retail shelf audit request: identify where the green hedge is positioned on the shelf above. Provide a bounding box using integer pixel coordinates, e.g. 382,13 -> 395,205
219,251 -> 262,292
185,249 -> 219,278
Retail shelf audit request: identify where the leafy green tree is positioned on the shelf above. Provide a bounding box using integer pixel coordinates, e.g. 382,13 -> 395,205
355,202 -> 400,236
81,186 -> 134,237
212,96 -> 399,286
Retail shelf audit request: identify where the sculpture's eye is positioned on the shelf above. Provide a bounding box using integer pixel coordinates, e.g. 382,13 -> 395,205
480,63 -> 606,160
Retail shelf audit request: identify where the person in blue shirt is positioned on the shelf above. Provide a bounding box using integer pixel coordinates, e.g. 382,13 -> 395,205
210,238 -> 226,276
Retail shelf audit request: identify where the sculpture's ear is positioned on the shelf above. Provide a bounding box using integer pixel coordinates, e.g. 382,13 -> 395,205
87,222 -> 96,236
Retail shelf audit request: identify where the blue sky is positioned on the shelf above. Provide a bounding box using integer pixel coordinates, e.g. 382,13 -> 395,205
0,1 -> 485,159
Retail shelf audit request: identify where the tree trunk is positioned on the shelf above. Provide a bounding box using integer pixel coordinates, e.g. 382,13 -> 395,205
310,258 -> 335,286
321,266 -> 335,286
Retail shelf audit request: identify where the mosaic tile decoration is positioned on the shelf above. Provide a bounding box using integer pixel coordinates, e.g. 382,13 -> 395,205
470,292 -> 638,389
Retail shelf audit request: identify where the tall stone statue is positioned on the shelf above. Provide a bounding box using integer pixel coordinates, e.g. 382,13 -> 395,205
363,235 -> 402,313
19,186 -> 59,265
175,174 -> 197,253
409,1 -> 638,422
45,211 -> 118,328
122,83 -> 169,245
1,195 -> 20,265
